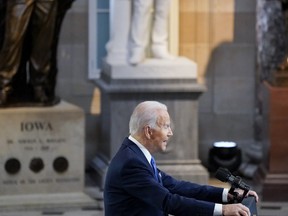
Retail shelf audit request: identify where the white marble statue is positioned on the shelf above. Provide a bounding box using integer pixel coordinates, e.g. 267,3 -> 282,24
129,0 -> 175,65
106,0 -> 174,65
106,0 -> 132,64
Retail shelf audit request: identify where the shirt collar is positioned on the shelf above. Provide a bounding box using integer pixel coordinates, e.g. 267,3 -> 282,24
128,135 -> 152,164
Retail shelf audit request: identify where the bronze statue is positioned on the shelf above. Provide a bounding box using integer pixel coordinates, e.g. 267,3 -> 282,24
0,0 -> 74,107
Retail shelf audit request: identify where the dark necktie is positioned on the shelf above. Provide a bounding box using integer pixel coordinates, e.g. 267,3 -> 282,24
151,157 -> 159,181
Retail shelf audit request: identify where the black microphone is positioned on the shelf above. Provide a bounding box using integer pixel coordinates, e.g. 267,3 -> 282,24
215,167 -> 250,191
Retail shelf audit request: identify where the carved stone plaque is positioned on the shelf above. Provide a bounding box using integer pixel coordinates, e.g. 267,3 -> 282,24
0,101 -> 85,196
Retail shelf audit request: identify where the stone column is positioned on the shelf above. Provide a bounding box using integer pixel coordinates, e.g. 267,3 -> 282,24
106,0 -> 131,64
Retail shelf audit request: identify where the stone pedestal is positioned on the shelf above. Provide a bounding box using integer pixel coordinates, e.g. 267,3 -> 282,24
262,82 -> 288,201
0,101 -> 95,210
92,57 -> 209,188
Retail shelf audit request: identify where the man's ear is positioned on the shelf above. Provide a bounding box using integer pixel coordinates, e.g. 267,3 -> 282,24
144,125 -> 152,139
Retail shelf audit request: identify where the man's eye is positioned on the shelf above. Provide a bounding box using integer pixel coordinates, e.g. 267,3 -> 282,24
164,125 -> 170,129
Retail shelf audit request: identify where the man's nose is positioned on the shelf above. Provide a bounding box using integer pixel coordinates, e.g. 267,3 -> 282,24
168,128 -> 173,136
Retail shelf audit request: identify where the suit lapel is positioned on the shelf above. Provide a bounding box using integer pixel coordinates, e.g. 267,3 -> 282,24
123,137 -> 150,165
123,137 -> 163,185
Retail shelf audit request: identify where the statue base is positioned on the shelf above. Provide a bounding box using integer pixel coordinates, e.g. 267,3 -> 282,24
262,174 -> 288,201
92,57 -> 209,188
157,160 -> 209,183
262,82 -> 288,201
0,192 -> 96,211
0,101 -> 95,210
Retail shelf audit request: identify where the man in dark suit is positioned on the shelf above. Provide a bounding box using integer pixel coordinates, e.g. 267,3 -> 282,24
104,101 -> 258,215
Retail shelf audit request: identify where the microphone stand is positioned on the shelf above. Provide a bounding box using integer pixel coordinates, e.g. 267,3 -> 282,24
228,175 -> 250,203
227,175 -> 257,216
215,167 -> 257,215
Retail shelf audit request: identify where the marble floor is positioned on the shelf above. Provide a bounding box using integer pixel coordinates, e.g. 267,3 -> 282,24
0,186 -> 104,216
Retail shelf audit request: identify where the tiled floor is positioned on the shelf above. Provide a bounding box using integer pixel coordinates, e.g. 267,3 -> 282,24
0,186 -> 104,216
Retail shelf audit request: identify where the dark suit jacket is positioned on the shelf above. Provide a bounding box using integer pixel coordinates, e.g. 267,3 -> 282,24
104,137 -> 224,216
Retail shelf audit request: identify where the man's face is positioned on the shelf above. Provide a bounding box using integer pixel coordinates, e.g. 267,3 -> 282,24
149,110 -> 173,153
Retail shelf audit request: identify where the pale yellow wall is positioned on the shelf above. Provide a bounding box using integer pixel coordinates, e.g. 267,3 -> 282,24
179,0 -> 235,84
169,0 -> 179,56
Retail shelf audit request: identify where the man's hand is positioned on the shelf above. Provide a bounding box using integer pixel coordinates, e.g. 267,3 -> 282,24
228,189 -> 259,203
246,190 -> 259,202
223,203 -> 250,216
